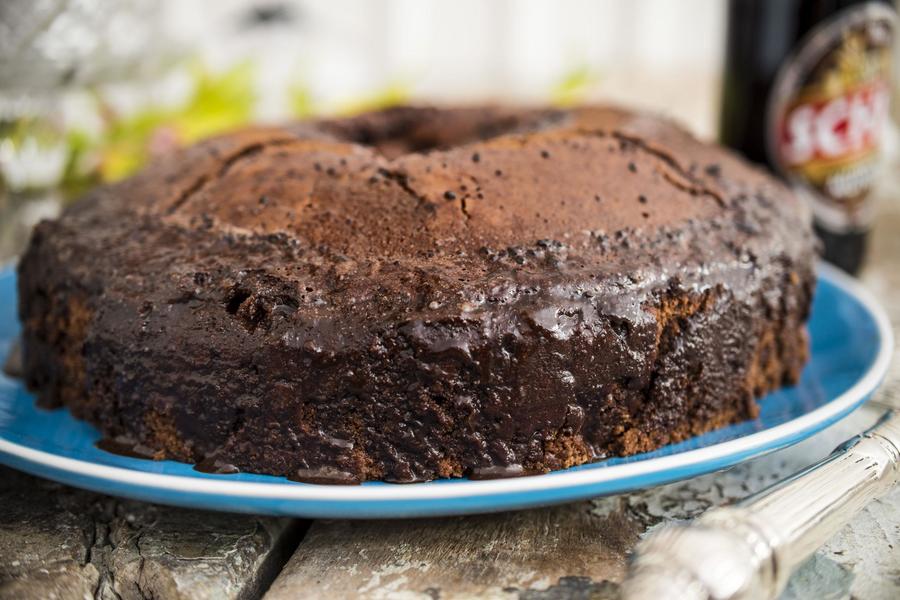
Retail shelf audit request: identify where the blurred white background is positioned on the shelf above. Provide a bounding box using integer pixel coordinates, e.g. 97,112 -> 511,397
165,0 -> 726,136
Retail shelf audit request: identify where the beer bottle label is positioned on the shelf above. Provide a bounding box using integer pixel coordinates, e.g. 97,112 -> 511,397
767,3 -> 895,233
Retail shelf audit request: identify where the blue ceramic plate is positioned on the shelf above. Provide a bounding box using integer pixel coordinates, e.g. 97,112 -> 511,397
0,263 -> 892,518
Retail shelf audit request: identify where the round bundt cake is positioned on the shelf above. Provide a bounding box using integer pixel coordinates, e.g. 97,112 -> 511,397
17,105 -> 816,483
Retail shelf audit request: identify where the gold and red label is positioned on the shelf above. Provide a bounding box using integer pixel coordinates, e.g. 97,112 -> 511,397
767,3 -> 895,232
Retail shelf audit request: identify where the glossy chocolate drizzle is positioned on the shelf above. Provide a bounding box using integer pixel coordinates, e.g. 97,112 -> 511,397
95,437 -> 160,460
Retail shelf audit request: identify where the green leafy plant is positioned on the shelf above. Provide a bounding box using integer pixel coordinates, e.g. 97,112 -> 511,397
288,79 -> 411,120
95,60 -> 256,182
551,65 -> 601,107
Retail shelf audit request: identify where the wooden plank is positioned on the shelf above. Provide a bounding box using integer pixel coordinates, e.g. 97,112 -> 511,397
0,467 -> 305,600
264,501 -> 636,599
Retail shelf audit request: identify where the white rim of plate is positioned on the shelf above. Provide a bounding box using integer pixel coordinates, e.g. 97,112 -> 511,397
0,261 -> 893,502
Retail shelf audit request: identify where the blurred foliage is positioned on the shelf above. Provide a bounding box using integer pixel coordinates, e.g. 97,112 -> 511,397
288,82 -> 316,119
75,64 -> 407,190
551,65 -> 601,107
288,79 -> 410,120
60,130 -> 99,198
333,80 -> 411,115
0,61 -> 256,199
0,117 -> 73,195
95,61 -> 255,182
3,60 -> 599,199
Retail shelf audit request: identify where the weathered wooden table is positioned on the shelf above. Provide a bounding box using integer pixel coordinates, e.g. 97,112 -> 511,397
2,181 -> 899,600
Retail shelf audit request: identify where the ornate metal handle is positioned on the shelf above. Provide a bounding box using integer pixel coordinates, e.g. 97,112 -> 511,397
622,411 -> 900,600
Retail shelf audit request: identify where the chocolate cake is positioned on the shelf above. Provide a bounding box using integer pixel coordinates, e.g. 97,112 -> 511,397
17,106 -> 816,483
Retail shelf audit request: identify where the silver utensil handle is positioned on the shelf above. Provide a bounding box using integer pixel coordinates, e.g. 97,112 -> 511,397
622,411 -> 900,600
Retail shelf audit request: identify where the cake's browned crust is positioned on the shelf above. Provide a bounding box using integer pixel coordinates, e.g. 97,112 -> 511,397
17,106 -> 816,483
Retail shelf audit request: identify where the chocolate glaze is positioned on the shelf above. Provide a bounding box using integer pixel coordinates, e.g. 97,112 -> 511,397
468,464 -> 540,480
286,468 -> 361,485
17,105 -> 816,483
96,437 -> 160,460
2,338 -> 22,379
193,456 -> 241,475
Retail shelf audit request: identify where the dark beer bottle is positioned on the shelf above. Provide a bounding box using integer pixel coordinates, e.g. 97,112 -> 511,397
720,0 -> 896,274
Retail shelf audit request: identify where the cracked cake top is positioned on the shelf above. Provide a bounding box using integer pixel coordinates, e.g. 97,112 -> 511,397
17,105 -> 818,482
48,106 -> 811,350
